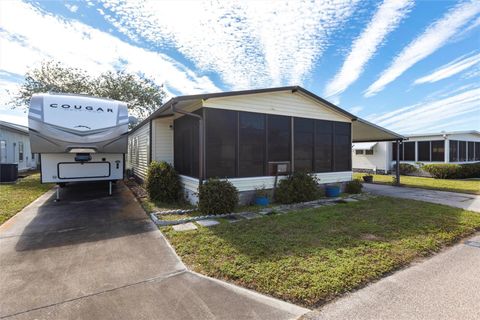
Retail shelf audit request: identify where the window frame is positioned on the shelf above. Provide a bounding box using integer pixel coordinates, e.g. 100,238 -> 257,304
18,141 -> 24,162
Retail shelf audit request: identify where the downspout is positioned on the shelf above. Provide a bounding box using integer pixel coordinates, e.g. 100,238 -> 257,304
171,102 -> 204,186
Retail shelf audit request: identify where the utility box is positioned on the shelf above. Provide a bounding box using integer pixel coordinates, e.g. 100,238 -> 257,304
268,161 -> 290,176
0,163 -> 18,183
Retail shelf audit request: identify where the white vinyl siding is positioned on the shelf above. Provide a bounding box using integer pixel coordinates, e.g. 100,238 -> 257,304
203,91 -> 351,123
180,172 -> 352,204
0,125 -> 38,171
127,122 -> 150,180
152,117 -> 174,164
352,142 -> 390,172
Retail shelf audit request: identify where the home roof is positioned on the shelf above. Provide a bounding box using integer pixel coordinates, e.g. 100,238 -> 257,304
130,86 -> 404,142
406,130 -> 480,138
0,120 -> 29,135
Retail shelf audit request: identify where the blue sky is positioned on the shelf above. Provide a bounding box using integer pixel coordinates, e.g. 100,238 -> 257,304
0,0 -> 479,134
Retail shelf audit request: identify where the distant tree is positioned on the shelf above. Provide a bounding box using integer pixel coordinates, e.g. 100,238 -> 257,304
13,60 -> 166,122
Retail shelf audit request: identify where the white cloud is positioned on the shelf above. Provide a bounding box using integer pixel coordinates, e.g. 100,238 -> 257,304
324,0 -> 413,98
65,4 -> 78,13
371,87 -> 480,133
100,0 -> 360,89
349,106 -> 364,114
413,52 -> 480,84
0,0 -> 220,100
364,0 -> 480,97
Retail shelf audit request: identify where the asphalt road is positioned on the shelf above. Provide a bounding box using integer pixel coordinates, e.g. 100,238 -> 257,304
0,181 -> 307,320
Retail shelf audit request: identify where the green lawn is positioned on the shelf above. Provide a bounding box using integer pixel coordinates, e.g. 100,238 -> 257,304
0,173 -> 52,225
163,197 -> 480,307
354,173 -> 480,195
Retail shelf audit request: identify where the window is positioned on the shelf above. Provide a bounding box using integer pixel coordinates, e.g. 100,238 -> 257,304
18,142 -> 24,162
205,109 -> 237,178
239,112 -> 265,177
431,141 -> 444,162
392,142 -> 404,161
0,140 -> 6,163
334,122 -> 351,171
365,149 -> 374,155
355,150 -> 364,155
403,142 -> 415,161
459,141 -> 467,161
267,115 -> 291,162
475,142 -> 480,161
294,118 -> 314,172
174,114 -> 199,177
417,141 -> 430,161
450,140 -> 458,162
467,142 -> 474,161
31,153 -> 35,160
315,120 -> 333,172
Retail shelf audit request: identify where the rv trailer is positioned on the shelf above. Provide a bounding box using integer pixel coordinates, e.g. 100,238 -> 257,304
28,93 -> 129,198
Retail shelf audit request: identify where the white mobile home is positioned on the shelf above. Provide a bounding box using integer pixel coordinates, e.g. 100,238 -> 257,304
353,131 -> 480,173
0,120 -> 38,171
128,86 -> 403,203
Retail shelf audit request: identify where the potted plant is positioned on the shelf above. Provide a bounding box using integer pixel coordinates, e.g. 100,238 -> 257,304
325,183 -> 341,197
362,173 -> 373,183
254,185 -> 270,206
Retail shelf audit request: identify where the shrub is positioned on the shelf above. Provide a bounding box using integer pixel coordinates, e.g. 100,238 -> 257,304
345,179 -> 363,194
198,179 -> 239,214
145,161 -> 182,203
274,171 -> 319,204
458,162 -> 480,179
422,164 -> 459,179
422,162 -> 480,179
393,163 -> 417,175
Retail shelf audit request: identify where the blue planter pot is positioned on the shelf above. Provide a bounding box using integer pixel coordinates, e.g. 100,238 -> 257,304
325,185 -> 341,197
255,196 -> 270,206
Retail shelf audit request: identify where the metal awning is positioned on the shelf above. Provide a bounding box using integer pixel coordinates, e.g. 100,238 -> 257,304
352,118 -> 404,142
352,142 -> 377,150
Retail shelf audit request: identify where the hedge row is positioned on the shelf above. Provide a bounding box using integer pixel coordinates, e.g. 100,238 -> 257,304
422,162 -> 480,179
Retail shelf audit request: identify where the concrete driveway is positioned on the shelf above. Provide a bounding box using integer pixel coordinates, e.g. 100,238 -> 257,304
363,183 -> 480,212
0,182 -> 307,320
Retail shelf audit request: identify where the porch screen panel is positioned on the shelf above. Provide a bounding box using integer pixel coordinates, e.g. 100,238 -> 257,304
467,142 -> 474,161
450,140 -> 458,162
239,112 -> 265,177
459,141 -> 467,161
475,142 -> 480,161
392,142 -> 404,161
205,108 -> 237,178
315,120 -> 333,172
417,141 -> 430,161
174,115 -> 199,177
431,141 -> 445,162
333,122 -> 351,171
267,115 -> 291,162
403,142 -> 415,161
294,118 -> 314,172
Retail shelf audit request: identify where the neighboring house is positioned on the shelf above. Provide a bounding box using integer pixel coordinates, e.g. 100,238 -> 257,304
128,86 -> 402,203
353,131 -> 480,174
0,120 -> 38,171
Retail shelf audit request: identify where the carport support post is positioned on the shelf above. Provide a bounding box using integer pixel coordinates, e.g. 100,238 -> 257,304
395,139 -> 401,185
109,181 -> 112,196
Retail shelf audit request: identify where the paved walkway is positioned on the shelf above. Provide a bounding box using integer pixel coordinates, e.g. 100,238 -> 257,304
0,182 -> 307,320
363,183 -> 480,212
304,233 -> 480,320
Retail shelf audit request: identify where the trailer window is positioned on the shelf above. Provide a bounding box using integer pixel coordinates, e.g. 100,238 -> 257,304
18,142 -> 24,162
0,140 -> 6,163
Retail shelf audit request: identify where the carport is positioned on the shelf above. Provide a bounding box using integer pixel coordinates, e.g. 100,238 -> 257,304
352,117 -> 405,183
